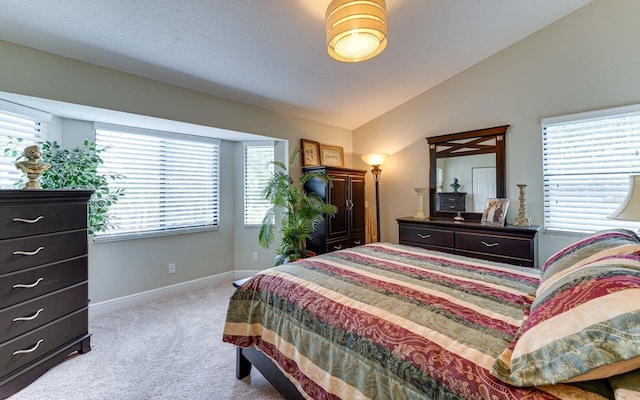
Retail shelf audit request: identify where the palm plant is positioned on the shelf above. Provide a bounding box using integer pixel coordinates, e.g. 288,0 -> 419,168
258,148 -> 337,266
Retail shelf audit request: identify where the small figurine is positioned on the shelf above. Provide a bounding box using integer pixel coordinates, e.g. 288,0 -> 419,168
450,178 -> 460,192
15,145 -> 50,189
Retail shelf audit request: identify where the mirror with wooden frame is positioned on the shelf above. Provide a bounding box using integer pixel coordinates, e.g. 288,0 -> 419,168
427,125 -> 508,222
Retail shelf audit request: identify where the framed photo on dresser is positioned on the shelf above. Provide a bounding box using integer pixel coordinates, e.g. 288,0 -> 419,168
481,198 -> 509,226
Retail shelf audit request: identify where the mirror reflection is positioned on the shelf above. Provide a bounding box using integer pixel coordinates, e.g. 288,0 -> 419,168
427,125 -> 508,222
435,154 -> 496,213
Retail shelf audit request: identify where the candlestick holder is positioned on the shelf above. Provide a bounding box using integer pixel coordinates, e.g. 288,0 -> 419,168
513,184 -> 532,226
414,188 -> 426,219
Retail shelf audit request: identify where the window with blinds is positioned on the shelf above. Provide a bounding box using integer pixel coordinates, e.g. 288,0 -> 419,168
0,101 -> 49,189
244,142 -> 275,226
542,103 -> 640,234
94,123 -> 220,241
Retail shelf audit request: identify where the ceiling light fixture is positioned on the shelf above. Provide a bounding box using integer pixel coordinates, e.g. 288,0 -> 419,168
326,0 -> 388,63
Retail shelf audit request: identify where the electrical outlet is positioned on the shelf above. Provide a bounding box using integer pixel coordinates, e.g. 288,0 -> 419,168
168,263 -> 176,274
252,251 -> 259,261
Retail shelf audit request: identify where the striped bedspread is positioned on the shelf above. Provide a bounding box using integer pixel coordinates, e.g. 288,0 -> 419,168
223,243 -> 613,399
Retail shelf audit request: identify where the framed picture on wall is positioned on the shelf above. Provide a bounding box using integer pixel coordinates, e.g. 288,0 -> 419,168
319,144 -> 344,167
301,139 -> 320,167
481,198 -> 509,226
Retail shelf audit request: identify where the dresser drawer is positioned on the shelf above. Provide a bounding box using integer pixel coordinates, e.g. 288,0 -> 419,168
326,235 -> 365,252
0,283 -> 87,343
0,308 -> 87,378
399,225 -> 454,249
0,203 -> 88,240
455,232 -> 533,260
0,257 -> 87,311
436,192 -> 466,212
397,218 -> 539,268
0,230 -> 87,274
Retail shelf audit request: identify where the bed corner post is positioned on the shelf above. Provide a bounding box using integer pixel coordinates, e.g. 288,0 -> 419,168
235,347 -> 252,379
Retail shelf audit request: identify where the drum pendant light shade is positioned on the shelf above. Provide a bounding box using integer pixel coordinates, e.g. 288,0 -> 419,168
326,0 -> 388,62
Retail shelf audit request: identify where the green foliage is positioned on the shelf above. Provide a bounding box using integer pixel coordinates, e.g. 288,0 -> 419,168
258,148 -> 337,266
3,137 -> 125,234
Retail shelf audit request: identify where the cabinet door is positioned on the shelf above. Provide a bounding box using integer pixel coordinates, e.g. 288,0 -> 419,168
349,175 -> 366,235
327,175 -> 348,239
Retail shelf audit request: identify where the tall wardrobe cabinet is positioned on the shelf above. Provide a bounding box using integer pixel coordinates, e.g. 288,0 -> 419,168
303,166 -> 366,255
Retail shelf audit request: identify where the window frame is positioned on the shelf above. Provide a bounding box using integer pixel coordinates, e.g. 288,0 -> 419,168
243,141 -> 275,227
542,103 -> 640,235
93,123 -> 221,242
0,100 -> 50,189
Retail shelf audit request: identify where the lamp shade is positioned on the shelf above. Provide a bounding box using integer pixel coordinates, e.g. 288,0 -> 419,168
326,0 -> 388,63
361,153 -> 389,166
609,175 -> 640,221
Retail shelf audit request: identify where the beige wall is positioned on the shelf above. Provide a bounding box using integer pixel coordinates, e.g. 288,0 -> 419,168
354,0 -> 640,262
0,40 -> 351,303
2,0 -> 638,302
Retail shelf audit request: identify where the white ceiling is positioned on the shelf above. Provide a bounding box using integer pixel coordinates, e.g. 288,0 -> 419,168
0,0 -> 593,131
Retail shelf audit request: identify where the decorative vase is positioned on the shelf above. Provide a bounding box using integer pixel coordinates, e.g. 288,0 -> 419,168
513,184 -> 532,227
414,188 -> 426,219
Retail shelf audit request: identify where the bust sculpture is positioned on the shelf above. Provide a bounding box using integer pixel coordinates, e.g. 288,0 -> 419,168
15,145 -> 50,189
450,178 -> 461,192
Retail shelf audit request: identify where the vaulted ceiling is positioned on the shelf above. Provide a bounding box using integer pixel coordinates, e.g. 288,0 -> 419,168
0,0 -> 593,130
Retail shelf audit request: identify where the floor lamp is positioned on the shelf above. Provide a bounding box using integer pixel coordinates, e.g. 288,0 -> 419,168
361,153 -> 389,242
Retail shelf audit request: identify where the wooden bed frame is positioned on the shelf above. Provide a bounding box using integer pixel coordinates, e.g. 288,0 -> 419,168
236,346 -> 305,400
233,279 -> 304,399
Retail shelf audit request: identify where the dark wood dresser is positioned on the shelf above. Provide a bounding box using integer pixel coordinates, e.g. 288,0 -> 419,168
303,166 -> 366,255
397,217 -> 540,267
0,190 -> 93,398
435,192 -> 466,212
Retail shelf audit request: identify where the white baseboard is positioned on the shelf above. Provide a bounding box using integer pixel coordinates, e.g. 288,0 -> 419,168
234,269 -> 263,279
89,271 -> 234,318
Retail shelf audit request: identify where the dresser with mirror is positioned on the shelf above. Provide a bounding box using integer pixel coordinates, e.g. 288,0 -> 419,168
397,125 -> 540,267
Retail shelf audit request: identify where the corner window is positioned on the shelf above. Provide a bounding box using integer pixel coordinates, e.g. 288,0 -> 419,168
94,123 -> 220,241
542,103 -> 640,234
0,101 -> 50,189
244,142 -> 274,226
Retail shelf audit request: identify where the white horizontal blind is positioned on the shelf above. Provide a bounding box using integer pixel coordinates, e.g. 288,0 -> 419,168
244,142 -> 274,226
0,102 -> 49,189
543,103 -> 640,234
94,124 -> 220,240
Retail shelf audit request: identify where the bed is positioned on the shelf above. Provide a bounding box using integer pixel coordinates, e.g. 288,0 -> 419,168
223,230 -> 640,399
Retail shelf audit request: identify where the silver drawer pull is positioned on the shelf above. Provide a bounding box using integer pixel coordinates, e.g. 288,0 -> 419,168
448,197 -> 455,201
13,308 -> 44,322
353,241 -> 361,245
481,241 -> 499,247
418,234 -> 431,239
333,245 -> 343,250
449,205 -> 456,209
13,277 -> 44,289
13,339 -> 44,356
12,216 -> 44,224
13,247 -> 44,256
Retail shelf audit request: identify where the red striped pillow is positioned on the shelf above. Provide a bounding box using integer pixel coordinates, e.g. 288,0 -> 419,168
502,252 -> 640,386
541,229 -> 640,276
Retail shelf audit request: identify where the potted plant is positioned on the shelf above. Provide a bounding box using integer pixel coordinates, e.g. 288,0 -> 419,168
4,137 -> 125,234
258,148 -> 337,266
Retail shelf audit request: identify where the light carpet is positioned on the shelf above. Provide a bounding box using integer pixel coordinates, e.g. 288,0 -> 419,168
9,280 -> 283,400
